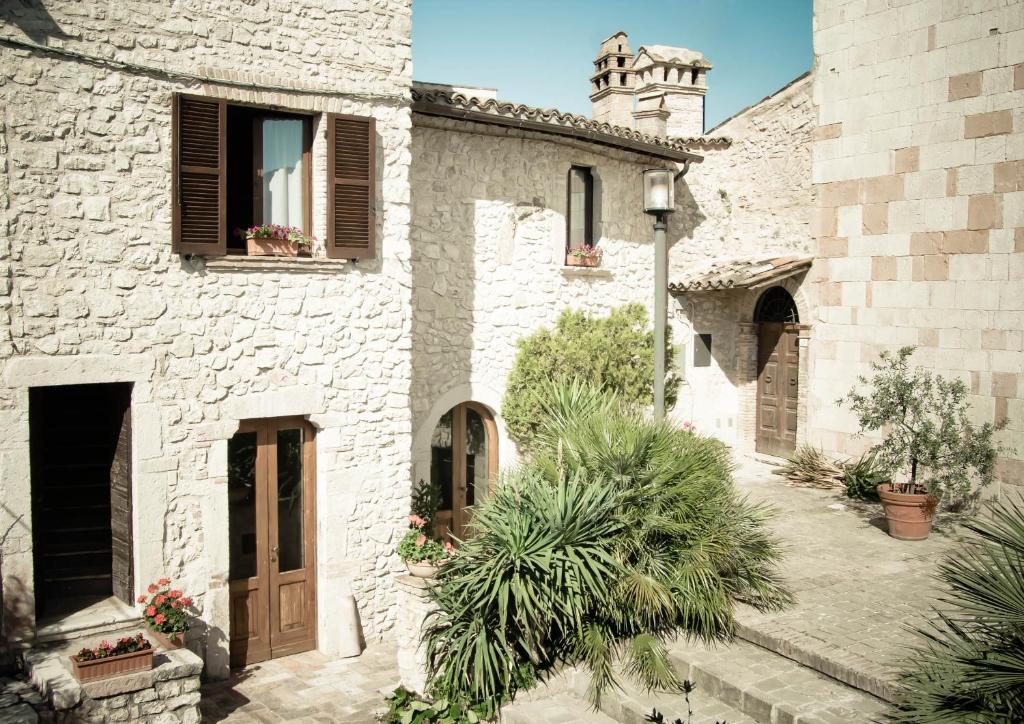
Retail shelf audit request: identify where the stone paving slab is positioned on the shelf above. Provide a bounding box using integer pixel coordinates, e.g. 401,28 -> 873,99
502,694 -> 618,724
730,456 -> 959,702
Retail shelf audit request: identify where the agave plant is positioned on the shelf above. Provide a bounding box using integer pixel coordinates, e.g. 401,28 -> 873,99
891,499 -> 1024,722
423,379 -> 791,714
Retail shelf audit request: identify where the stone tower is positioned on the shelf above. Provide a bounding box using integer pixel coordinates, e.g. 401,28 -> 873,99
631,45 -> 711,137
589,31 -> 636,128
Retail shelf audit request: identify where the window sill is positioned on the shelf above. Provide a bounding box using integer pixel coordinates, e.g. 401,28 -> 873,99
561,265 -> 612,278
198,255 -> 354,273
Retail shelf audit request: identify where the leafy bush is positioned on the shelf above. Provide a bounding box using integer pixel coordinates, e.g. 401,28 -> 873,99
839,346 -> 1006,508
842,451 -> 887,501
501,305 -> 678,447
890,499 -> 1024,722
382,686 -> 485,724
423,380 -> 790,714
780,445 -> 843,489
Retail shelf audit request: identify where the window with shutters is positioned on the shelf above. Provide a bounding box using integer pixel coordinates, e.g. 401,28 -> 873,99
173,95 -> 377,260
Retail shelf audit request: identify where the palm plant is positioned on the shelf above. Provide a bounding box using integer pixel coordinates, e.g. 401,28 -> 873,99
891,499 -> 1024,722
422,379 -> 791,714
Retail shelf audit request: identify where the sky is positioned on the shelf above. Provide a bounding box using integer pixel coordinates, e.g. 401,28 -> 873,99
411,0 -> 813,132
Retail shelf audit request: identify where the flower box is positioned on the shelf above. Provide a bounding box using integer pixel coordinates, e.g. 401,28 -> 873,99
149,629 -> 185,650
246,237 -> 301,257
565,254 -> 601,268
70,644 -> 153,683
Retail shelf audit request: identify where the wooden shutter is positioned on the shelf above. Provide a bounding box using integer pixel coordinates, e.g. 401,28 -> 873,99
326,114 -> 376,260
173,94 -> 227,255
110,404 -> 134,605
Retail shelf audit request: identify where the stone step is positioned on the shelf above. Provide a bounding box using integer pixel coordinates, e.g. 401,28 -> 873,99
584,670 -> 757,724
736,621 -> 896,703
666,637 -> 890,723
502,693 -> 619,724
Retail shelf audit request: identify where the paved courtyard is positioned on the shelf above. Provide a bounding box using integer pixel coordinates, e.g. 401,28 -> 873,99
732,455 -> 960,700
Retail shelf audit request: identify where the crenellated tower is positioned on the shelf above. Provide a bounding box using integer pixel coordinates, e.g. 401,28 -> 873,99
589,31 -> 636,128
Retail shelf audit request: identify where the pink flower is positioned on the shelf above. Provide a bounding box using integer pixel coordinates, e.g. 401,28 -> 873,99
145,605 -> 156,617
415,534 -> 426,547
444,541 -> 454,552
154,614 -> 165,625
408,514 -> 427,528
158,578 -> 170,586
154,594 -> 166,605
137,595 -> 147,604
147,584 -> 158,593
179,597 -> 193,607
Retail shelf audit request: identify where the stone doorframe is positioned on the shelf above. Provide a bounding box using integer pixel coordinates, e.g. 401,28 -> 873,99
737,322 -> 812,455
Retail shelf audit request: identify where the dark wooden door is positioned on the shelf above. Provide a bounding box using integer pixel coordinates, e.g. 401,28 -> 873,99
229,418 -> 316,668
756,324 -> 800,457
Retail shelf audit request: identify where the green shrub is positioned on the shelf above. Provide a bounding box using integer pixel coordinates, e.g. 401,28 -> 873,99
501,305 -> 678,448
382,686 -> 486,724
841,451 -> 887,501
839,346 -> 1007,508
423,380 -> 790,714
890,499 -> 1024,722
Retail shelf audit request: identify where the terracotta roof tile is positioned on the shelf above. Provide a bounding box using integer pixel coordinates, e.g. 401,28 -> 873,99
669,255 -> 814,293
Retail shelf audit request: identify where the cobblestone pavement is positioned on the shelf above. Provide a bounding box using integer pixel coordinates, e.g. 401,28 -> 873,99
0,675 -> 46,723
199,646 -> 399,723
732,455 -> 961,699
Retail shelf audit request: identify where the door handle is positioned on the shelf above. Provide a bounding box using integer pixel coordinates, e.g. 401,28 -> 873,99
790,378 -> 796,385
765,376 -> 772,383
270,545 -> 279,562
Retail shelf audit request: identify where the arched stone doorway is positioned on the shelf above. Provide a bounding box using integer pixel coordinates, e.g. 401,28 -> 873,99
753,287 -> 802,457
429,402 -> 498,540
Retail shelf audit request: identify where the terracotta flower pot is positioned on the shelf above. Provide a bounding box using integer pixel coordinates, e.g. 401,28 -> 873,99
149,628 -> 185,650
877,483 -> 935,541
70,648 -> 153,683
406,560 -> 439,578
246,237 -> 305,257
565,254 -> 601,268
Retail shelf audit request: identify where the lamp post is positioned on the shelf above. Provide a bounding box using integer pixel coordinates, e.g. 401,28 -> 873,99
642,168 -> 675,421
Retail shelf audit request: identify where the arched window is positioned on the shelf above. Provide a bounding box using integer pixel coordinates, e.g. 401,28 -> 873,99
429,402 -> 498,540
754,286 -> 799,324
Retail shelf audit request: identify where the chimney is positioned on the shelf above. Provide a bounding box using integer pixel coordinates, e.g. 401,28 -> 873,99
631,45 -> 711,137
589,31 -> 635,128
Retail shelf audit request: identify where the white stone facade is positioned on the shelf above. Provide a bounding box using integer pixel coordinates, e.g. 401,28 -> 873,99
1,0 -> 413,677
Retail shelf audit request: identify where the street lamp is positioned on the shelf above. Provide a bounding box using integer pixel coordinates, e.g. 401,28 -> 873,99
642,168 -> 675,421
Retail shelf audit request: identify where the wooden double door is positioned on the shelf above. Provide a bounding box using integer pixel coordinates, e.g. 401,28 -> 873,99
228,418 -> 316,668
755,324 -> 800,458
431,402 -> 498,541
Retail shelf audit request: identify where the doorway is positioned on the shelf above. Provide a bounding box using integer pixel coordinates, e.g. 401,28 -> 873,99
29,383 -> 133,618
429,402 -> 498,541
754,287 -> 800,458
228,417 -> 317,668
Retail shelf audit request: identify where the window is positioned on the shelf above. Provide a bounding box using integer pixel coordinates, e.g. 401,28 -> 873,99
693,333 -> 712,367
566,166 -> 594,252
172,95 -> 376,259
617,57 -> 625,68
620,73 -> 627,86
691,68 -> 699,85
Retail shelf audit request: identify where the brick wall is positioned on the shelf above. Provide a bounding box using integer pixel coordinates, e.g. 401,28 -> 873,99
809,0 -> 1023,489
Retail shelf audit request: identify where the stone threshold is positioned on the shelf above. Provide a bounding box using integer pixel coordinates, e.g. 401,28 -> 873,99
560,266 -> 613,278
35,596 -> 141,645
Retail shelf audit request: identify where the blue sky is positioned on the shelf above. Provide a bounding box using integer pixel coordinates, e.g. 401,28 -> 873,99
412,0 -> 813,132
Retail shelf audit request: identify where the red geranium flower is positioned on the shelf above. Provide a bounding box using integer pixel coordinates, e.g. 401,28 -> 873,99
147,584 -> 157,593
145,605 -> 156,617
154,595 -> 166,605
158,578 -> 171,586
168,590 -> 182,599
137,595 -> 147,604
154,614 -> 165,625
179,597 -> 193,607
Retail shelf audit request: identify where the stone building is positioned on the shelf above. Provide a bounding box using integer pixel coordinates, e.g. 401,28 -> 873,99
0,0 -> 1020,701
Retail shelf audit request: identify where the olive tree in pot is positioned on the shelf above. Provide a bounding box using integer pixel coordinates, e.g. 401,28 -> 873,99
839,347 -> 1006,541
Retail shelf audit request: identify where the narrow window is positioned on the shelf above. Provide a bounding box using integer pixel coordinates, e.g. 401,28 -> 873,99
693,334 -> 712,367
620,73 -> 627,86
617,57 -> 625,67
566,166 -> 594,254
691,68 -> 698,84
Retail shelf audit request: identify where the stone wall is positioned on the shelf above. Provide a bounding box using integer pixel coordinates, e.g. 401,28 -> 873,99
809,0 -> 1024,489
0,0 -> 413,676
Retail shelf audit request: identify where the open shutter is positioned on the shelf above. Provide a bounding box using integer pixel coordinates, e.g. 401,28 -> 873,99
110,404 -> 133,605
173,94 -> 227,255
326,114 -> 376,260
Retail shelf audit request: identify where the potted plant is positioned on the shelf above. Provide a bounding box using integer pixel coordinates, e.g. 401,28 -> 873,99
398,515 -> 452,577
137,578 -> 194,650
839,346 -> 1006,540
235,224 -> 315,257
70,634 -> 153,683
565,244 -> 603,268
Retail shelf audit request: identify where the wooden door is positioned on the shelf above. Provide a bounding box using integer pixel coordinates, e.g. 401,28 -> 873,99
756,324 -> 800,457
229,418 -> 316,668
431,403 -> 498,541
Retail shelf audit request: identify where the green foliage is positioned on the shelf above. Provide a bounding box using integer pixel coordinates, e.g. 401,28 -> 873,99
890,499 -> 1024,722
842,451 -> 887,501
423,380 -> 790,714
397,527 -> 448,565
411,478 -> 443,534
501,305 -> 679,447
780,445 -> 843,489
382,686 -> 485,724
839,346 -> 1007,508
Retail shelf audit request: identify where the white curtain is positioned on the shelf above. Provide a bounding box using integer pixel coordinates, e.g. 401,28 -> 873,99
262,119 -> 304,227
